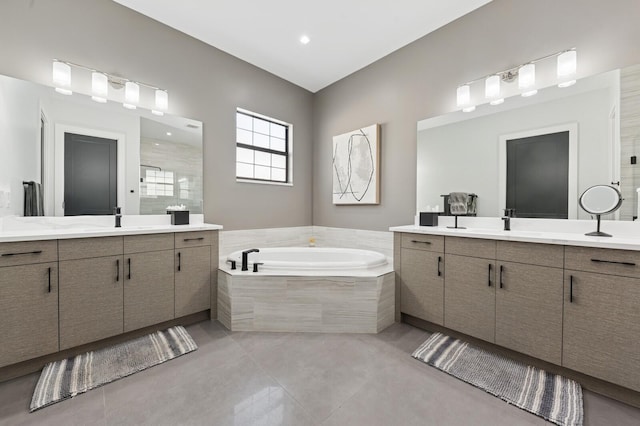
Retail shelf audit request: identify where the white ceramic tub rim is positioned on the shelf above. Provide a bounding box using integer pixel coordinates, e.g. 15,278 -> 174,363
227,247 -> 387,271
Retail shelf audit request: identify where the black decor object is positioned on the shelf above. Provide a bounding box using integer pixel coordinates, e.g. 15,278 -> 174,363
167,210 -> 189,225
419,212 -> 442,226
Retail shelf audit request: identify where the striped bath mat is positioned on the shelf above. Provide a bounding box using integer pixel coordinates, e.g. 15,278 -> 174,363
30,326 -> 197,412
412,333 -> 583,426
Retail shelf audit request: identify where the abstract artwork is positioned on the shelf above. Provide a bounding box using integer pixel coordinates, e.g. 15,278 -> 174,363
332,124 -> 380,204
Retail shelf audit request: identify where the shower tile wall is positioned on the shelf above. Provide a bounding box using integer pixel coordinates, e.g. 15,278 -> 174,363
139,137 -> 203,214
620,64 -> 640,220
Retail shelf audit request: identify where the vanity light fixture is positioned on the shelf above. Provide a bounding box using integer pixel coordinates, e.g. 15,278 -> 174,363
52,61 -> 72,95
300,35 -> 311,45
51,59 -> 169,112
455,48 -> 577,111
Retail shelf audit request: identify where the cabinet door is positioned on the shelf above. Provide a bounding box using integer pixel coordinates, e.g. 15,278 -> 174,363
444,254 -> 495,342
0,263 -> 58,368
175,246 -> 211,317
400,248 -> 444,325
59,256 -> 124,350
495,261 -> 563,364
124,250 -> 175,332
563,271 -> 640,392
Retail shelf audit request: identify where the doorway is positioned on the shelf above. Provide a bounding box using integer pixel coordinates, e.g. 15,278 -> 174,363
64,133 -> 117,216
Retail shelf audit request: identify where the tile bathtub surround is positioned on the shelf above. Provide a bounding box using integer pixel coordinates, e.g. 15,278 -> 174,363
219,226 -> 393,260
2,320 -> 639,425
218,271 -> 395,333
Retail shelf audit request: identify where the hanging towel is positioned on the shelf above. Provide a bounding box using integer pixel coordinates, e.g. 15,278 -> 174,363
448,192 -> 469,215
23,181 -> 44,216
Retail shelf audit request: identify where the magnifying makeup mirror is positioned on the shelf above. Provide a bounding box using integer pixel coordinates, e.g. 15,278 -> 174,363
579,185 -> 623,237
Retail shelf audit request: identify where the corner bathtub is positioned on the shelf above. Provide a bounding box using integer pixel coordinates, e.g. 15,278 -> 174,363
218,247 -> 395,333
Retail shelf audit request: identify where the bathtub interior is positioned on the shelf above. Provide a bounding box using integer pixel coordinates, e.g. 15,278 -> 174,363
227,247 -> 388,270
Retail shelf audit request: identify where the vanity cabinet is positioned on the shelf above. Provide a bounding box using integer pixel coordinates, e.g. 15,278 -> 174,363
494,241 -> 564,364
123,234 -> 175,332
0,262 -> 58,368
59,237 -> 124,350
444,238 -> 497,341
563,246 -> 640,392
175,232 -> 212,317
399,234 -> 444,324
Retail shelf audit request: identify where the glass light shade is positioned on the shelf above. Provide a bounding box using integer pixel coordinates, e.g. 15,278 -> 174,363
91,72 -> 108,103
485,75 -> 500,99
155,90 -> 169,111
125,81 -> 139,104
518,64 -> 536,90
52,61 -> 72,95
557,50 -> 577,87
456,85 -> 471,108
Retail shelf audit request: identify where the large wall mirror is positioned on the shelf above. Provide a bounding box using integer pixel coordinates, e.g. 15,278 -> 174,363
417,63 -> 640,221
0,73 -> 203,217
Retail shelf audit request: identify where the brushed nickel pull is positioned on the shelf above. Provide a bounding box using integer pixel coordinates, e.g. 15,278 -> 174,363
2,250 -> 43,257
590,258 -> 636,266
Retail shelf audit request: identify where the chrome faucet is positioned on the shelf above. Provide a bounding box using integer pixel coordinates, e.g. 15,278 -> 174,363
241,248 -> 259,271
114,207 -> 122,228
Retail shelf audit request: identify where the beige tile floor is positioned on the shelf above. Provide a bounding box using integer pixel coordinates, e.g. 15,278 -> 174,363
1,320 -> 639,425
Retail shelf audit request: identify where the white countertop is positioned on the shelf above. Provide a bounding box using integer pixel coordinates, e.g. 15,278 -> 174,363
390,217 -> 640,251
0,214 -> 222,243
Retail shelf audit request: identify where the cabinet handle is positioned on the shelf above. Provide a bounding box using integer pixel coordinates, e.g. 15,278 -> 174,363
116,259 -> 120,282
570,275 -> 574,303
2,250 -> 43,257
499,265 -> 504,289
127,258 -> 131,280
488,264 -> 492,287
178,252 -> 181,272
48,267 -> 52,293
184,237 -> 205,242
411,240 -> 431,245
590,258 -> 636,266
437,256 -> 442,277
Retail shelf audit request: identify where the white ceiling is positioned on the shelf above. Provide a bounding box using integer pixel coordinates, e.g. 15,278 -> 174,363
113,0 -> 492,93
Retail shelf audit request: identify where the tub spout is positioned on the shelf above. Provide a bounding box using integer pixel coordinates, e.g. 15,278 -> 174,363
241,248 -> 260,271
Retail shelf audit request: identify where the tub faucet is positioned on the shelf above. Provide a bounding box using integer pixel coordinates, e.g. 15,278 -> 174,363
241,248 -> 260,271
114,207 -> 122,228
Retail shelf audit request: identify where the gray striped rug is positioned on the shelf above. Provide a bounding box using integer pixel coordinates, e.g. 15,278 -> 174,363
412,333 -> 583,426
30,325 -> 197,412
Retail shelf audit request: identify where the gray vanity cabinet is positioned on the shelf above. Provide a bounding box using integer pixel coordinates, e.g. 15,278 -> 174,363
399,234 -> 445,325
59,237 -> 124,350
443,237 -> 497,342
0,262 -> 59,368
564,246 -> 640,392
123,234 -> 175,332
175,232 -> 211,317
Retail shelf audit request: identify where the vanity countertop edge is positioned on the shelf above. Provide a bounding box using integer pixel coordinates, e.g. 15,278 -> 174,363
390,224 -> 640,251
0,223 -> 223,243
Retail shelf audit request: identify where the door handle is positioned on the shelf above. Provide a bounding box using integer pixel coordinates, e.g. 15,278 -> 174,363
48,267 -> 52,293
411,240 -> 431,245
184,237 -> 205,242
590,258 -> 636,266
177,252 -> 181,272
2,250 -> 43,257
499,265 -> 504,289
488,263 -> 492,287
570,275 -> 574,303
437,256 -> 442,277
116,259 -> 120,282
127,258 -> 131,280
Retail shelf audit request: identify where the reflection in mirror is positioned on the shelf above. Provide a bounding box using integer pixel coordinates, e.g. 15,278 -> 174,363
417,64 -> 640,221
0,73 -> 203,217
579,185 -> 622,236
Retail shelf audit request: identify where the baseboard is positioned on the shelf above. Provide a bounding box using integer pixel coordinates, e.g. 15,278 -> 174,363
0,310 -> 210,384
403,313 -> 640,409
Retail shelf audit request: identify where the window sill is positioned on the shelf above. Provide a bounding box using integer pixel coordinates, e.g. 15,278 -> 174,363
236,178 -> 293,187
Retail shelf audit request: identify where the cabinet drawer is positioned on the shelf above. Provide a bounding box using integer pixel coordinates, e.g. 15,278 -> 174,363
0,240 -> 58,267
497,241 -> 564,268
401,233 -> 444,252
565,246 -> 640,278
59,236 -> 123,260
446,236 -> 496,259
175,231 -> 211,248
124,233 -> 174,254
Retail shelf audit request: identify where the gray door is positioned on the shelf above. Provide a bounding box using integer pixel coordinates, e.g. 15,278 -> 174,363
506,131 -> 569,219
64,133 -> 117,216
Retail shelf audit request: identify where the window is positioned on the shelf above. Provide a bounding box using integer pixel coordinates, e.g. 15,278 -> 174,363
236,109 -> 291,184
143,169 -> 174,197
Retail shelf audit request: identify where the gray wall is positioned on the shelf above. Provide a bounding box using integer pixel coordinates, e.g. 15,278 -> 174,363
0,0 -> 313,230
313,0 -> 640,230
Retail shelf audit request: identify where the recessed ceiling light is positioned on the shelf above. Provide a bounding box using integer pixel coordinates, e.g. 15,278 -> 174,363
166,132 -> 172,136
300,35 -> 310,45
154,143 -> 160,146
